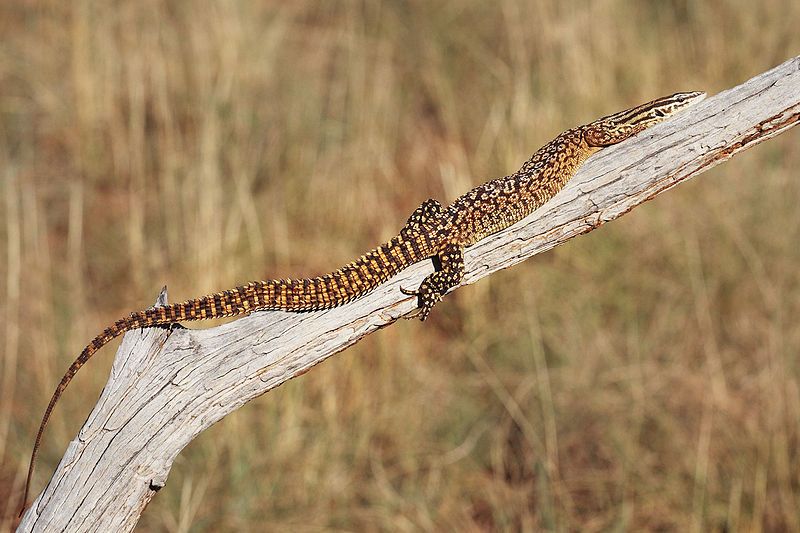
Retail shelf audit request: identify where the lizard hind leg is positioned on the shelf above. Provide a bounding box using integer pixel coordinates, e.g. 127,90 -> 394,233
402,198 -> 444,234
401,243 -> 464,321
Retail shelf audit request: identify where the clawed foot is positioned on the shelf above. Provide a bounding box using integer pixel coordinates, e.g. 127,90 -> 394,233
400,243 -> 463,322
400,283 -> 439,322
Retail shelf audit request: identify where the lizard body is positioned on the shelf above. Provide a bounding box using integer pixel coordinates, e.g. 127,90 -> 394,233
21,90 -> 705,513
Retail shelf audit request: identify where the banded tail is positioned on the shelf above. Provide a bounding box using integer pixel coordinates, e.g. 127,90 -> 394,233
21,231 -> 434,515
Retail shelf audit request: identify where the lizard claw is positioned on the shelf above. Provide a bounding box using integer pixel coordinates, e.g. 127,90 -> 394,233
400,286 -> 426,320
400,286 -> 419,297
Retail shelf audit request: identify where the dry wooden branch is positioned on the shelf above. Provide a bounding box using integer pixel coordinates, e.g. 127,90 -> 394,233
18,55 -> 800,532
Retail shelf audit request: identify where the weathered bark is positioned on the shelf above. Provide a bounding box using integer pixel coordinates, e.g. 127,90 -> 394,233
18,55 -> 800,532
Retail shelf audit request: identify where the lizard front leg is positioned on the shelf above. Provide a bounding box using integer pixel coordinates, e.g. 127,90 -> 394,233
402,242 -> 464,321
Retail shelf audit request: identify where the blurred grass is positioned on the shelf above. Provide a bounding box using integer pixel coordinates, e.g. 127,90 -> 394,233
1,0 -> 799,531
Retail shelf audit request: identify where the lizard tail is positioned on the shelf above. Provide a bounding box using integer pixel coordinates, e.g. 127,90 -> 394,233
21,315 -> 147,516
21,231 -> 433,516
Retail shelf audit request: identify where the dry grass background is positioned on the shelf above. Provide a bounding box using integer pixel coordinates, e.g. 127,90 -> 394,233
1,1 -> 799,531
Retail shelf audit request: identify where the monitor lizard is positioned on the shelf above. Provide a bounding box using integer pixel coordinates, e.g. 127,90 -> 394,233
21,90 -> 705,515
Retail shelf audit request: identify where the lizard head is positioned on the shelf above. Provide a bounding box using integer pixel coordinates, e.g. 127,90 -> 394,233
582,91 -> 706,147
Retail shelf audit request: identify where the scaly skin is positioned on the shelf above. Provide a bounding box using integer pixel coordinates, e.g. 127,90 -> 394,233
21,90 -> 706,515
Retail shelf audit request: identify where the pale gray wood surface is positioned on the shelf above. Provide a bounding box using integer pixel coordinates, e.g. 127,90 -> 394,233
18,55 -> 800,532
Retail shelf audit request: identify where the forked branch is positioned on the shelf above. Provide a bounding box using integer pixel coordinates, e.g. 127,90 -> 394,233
18,55 -> 800,532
